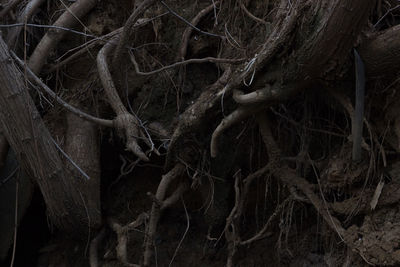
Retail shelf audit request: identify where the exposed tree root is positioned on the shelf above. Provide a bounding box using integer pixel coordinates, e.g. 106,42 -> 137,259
112,0 -> 157,69
211,105 -> 262,157
6,0 -> 45,48
217,0 -> 304,98
28,0 -> 97,74
89,227 -> 106,267
239,0 -> 268,25
143,164 -> 186,266
11,52 -> 113,127
0,0 -> 24,19
177,1 -> 220,61
0,132 -> 8,170
97,37 -> 150,161
47,27 -> 123,73
130,52 -> 244,76
108,213 -> 148,267
2,0 -> 399,265
232,86 -> 273,105
166,67 -> 232,167
257,111 -> 346,235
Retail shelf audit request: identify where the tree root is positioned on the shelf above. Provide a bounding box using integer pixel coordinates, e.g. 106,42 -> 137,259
232,86 -> 275,105
255,110 -> 387,263
211,105 -> 262,157
97,38 -> 150,161
89,227 -> 106,267
130,52 -> 244,76
11,52 -> 113,127
28,0 -> 98,74
6,0 -> 45,48
240,197 -> 291,246
0,0 -> 24,19
47,27 -> 123,73
166,67 -> 232,167
112,0 -> 158,68
143,164 -> 186,266
239,0 -> 268,25
0,132 -> 9,170
177,1 -> 221,61
108,213 -> 148,267
216,0 -> 303,97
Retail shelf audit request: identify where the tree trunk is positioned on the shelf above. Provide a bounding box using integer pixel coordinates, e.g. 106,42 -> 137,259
0,36 -> 100,235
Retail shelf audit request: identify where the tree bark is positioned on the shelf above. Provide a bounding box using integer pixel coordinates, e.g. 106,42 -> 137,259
0,36 -> 100,234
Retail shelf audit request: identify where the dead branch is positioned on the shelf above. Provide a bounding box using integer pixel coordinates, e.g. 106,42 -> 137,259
168,199 -> 190,266
47,27 -> 123,73
28,0 -> 98,74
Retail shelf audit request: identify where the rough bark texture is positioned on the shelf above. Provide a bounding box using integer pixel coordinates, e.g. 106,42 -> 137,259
4,0 -> 400,265
0,36 -> 100,234
360,24 -> 400,78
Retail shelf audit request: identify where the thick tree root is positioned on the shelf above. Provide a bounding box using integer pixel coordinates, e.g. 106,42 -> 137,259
28,0 -> 98,74
6,0 -> 45,48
